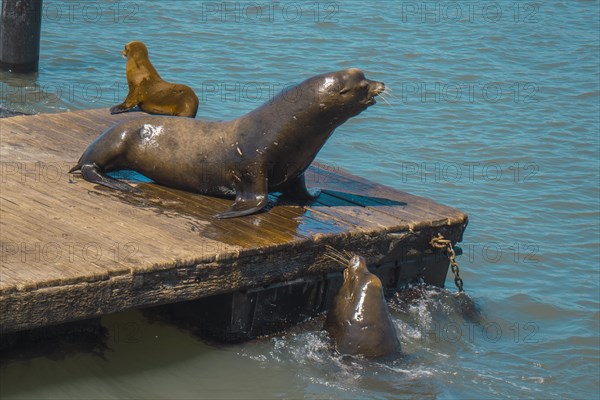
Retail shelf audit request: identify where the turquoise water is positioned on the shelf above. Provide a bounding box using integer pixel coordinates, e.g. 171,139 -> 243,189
1,0 -> 599,398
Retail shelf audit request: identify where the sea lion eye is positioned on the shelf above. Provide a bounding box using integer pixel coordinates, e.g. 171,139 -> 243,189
339,88 -> 350,95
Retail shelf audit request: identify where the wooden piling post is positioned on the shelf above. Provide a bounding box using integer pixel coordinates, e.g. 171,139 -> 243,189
0,0 -> 43,73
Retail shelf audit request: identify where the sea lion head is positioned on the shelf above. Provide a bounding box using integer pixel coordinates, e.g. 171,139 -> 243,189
120,41 -> 160,84
122,41 -> 149,59
315,68 -> 385,118
344,254 -> 370,284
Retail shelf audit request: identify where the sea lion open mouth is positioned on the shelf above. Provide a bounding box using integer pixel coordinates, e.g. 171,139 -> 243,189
363,81 -> 385,107
365,81 -> 385,106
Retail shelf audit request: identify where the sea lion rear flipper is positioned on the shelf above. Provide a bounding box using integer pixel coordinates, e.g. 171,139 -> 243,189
215,175 -> 268,219
68,158 -> 83,173
280,174 -> 321,202
80,164 -> 139,193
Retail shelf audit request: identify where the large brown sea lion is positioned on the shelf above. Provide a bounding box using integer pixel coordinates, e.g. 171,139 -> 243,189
110,41 -> 199,118
70,68 -> 384,218
324,253 -> 401,358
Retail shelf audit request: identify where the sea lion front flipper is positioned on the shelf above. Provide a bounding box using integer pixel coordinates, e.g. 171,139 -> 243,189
109,104 -> 134,114
280,174 -> 321,202
110,87 -> 140,114
80,164 -> 139,193
215,174 -> 268,219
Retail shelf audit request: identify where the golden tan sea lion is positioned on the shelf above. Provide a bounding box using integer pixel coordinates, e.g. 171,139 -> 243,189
110,41 -> 199,118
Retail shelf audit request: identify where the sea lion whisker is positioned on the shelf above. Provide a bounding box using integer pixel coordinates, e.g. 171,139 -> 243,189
327,245 -> 351,259
323,245 -> 351,265
324,249 -> 348,263
378,93 -> 392,106
329,245 -> 354,259
342,250 -> 355,259
323,253 -> 349,267
382,87 -> 396,98
324,244 -> 345,256
323,254 -> 346,266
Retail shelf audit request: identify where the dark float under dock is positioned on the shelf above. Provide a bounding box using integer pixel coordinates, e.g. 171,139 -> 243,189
0,109 -> 468,341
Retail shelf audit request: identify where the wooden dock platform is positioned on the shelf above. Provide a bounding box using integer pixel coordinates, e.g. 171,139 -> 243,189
0,109 -> 468,337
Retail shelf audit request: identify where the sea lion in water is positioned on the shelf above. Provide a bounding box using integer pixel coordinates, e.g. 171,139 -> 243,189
325,253 -> 400,358
70,68 -> 384,219
109,41 -> 199,118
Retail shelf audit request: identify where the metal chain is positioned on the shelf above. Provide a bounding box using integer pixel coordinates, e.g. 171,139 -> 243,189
430,233 -> 465,293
